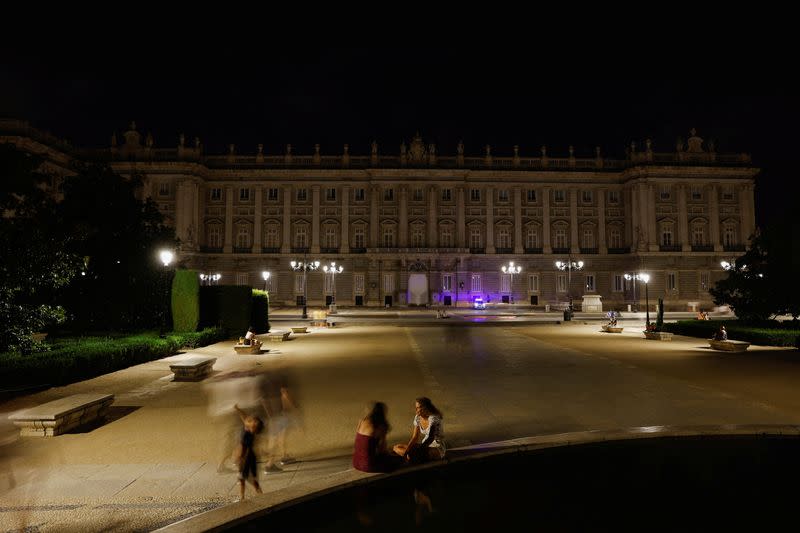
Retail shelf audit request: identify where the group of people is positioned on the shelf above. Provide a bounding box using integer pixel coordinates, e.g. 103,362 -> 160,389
353,397 -> 445,473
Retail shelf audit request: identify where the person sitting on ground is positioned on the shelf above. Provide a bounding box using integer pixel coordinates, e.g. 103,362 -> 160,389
713,325 -> 728,341
392,397 -> 446,464
353,402 -> 402,473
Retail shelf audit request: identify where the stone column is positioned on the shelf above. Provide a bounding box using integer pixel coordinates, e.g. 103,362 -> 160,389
629,185 -> 638,250
370,185 -> 379,248
709,184 -> 721,251
175,180 -> 188,244
224,186 -> 233,253
281,188 -> 291,253
570,188 -> 579,253
428,186 -> 437,248
514,186 -> 523,254
647,184 -> 658,252
399,185 -> 408,247
457,186 -> 466,248
678,184 -> 690,251
597,187 -> 607,254
311,185 -> 320,253
190,181 -> 199,251
542,186 -> 552,253
485,186 -> 495,253
341,185 -> 350,253
740,183 -> 754,246
252,184 -> 262,253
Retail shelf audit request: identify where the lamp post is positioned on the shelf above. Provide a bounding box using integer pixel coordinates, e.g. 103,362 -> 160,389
291,257 -> 320,319
555,256 -> 583,319
624,273 -> 650,323
158,249 -> 174,337
623,273 -> 638,312
322,262 -> 343,313
261,270 -> 271,291
501,261 -> 522,304
199,273 -> 221,286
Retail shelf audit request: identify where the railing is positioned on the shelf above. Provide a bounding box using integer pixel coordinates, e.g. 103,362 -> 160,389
580,247 -> 599,255
723,244 -> 746,252
320,247 -> 339,254
349,247 -> 367,254
524,247 -> 543,254
551,247 -> 570,254
233,247 -> 251,254
291,247 -> 309,254
261,247 -> 281,254
469,248 -> 486,254
691,244 -> 714,252
200,246 -> 223,253
494,247 -> 513,254
607,247 -> 631,254
659,244 -> 683,252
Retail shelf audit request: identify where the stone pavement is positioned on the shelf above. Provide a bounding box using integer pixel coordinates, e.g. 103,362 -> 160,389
1,317 -> 791,532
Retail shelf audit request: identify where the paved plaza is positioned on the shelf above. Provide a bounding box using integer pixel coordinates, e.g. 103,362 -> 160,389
2,312 -> 799,531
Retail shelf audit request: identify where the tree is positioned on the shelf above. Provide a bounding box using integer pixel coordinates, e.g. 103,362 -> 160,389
710,211 -> 800,321
0,144 -> 82,353
57,163 -> 177,330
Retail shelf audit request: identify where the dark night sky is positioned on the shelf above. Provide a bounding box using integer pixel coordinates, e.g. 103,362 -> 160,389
1,48 -> 796,228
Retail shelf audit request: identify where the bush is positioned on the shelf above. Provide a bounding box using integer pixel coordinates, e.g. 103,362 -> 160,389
171,269 -> 200,332
199,286 -> 252,335
0,327 -> 229,389
251,289 -> 270,334
662,320 -> 800,347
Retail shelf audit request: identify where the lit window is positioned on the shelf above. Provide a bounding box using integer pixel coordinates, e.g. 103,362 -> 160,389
528,274 -> 539,293
585,275 -> 596,292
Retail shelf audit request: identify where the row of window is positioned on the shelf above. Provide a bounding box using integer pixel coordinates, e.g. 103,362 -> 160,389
162,183 -> 739,204
195,186 -> 625,205
239,271 -> 711,296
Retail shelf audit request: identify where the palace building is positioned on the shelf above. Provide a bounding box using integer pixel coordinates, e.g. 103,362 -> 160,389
1,119 -> 758,311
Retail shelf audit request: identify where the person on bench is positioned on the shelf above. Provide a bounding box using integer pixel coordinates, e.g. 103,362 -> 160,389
244,327 -> 255,346
713,325 -> 728,341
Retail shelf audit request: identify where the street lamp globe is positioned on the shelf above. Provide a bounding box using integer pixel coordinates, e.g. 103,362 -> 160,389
501,262 -> 522,304
159,250 -> 174,267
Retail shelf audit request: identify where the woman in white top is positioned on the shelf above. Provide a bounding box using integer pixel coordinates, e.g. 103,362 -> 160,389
392,397 -> 445,463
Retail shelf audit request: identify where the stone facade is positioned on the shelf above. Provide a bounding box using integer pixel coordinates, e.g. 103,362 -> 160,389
1,120 -> 758,311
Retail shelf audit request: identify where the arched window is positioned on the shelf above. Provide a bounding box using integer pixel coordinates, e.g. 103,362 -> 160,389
470,227 -> 483,249
724,223 -> 738,246
526,227 -> 539,249
661,223 -> 674,246
440,226 -> 453,248
207,225 -> 222,248
324,226 -> 338,249
498,227 -> 511,249
383,226 -> 395,247
692,224 -> 706,245
582,227 -> 595,249
236,224 -> 251,248
265,224 -> 280,248
353,226 -> 366,249
411,225 -> 425,247
554,228 -> 568,249
609,228 -> 622,249
295,226 -> 308,248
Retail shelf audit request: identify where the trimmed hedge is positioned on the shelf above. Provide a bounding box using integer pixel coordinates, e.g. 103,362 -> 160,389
199,285 -> 252,335
662,320 -> 800,347
251,289 -> 270,334
171,269 -> 200,332
0,327 -> 228,389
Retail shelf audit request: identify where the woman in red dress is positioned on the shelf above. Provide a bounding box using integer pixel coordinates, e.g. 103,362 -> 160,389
353,402 -> 400,473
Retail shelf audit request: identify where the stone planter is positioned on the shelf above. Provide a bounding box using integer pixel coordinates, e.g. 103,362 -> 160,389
643,331 -> 673,341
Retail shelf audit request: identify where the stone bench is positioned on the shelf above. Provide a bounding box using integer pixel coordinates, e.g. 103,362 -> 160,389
233,340 -> 263,354
9,393 -> 114,437
267,330 -> 291,342
291,326 -> 308,334
170,356 -> 217,381
602,325 -> 624,333
709,339 -> 751,352
644,331 -> 673,340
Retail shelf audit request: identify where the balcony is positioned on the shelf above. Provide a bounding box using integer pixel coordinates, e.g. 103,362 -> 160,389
580,247 -> 599,255
723,244 -> 746,252
469,248 -> 486,254
200,246 -> 223,253
233,247 -> 251,254
659,244 -> 682,252
495,247 -> 513,254
291,247 -> 310,254
524,247 -> 543,254
552,247 -> 570,254
350,247 -> 367,254
607,247 -> 630,254
320,247 -> 339,254
261,247 -> 281,254
691,244 -> 714,252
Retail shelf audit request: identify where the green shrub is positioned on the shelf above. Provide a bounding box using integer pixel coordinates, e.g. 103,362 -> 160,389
662,320 -> 800,347
251,289 -> 270,334
171,269 -> 200,332
199,285 -> 253,335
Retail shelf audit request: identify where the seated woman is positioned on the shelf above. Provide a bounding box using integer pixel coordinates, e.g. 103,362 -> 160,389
244,327 -> 255,345
713,325 -> 728,341
392,397 -> 446,464
353,402 -> 401,473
